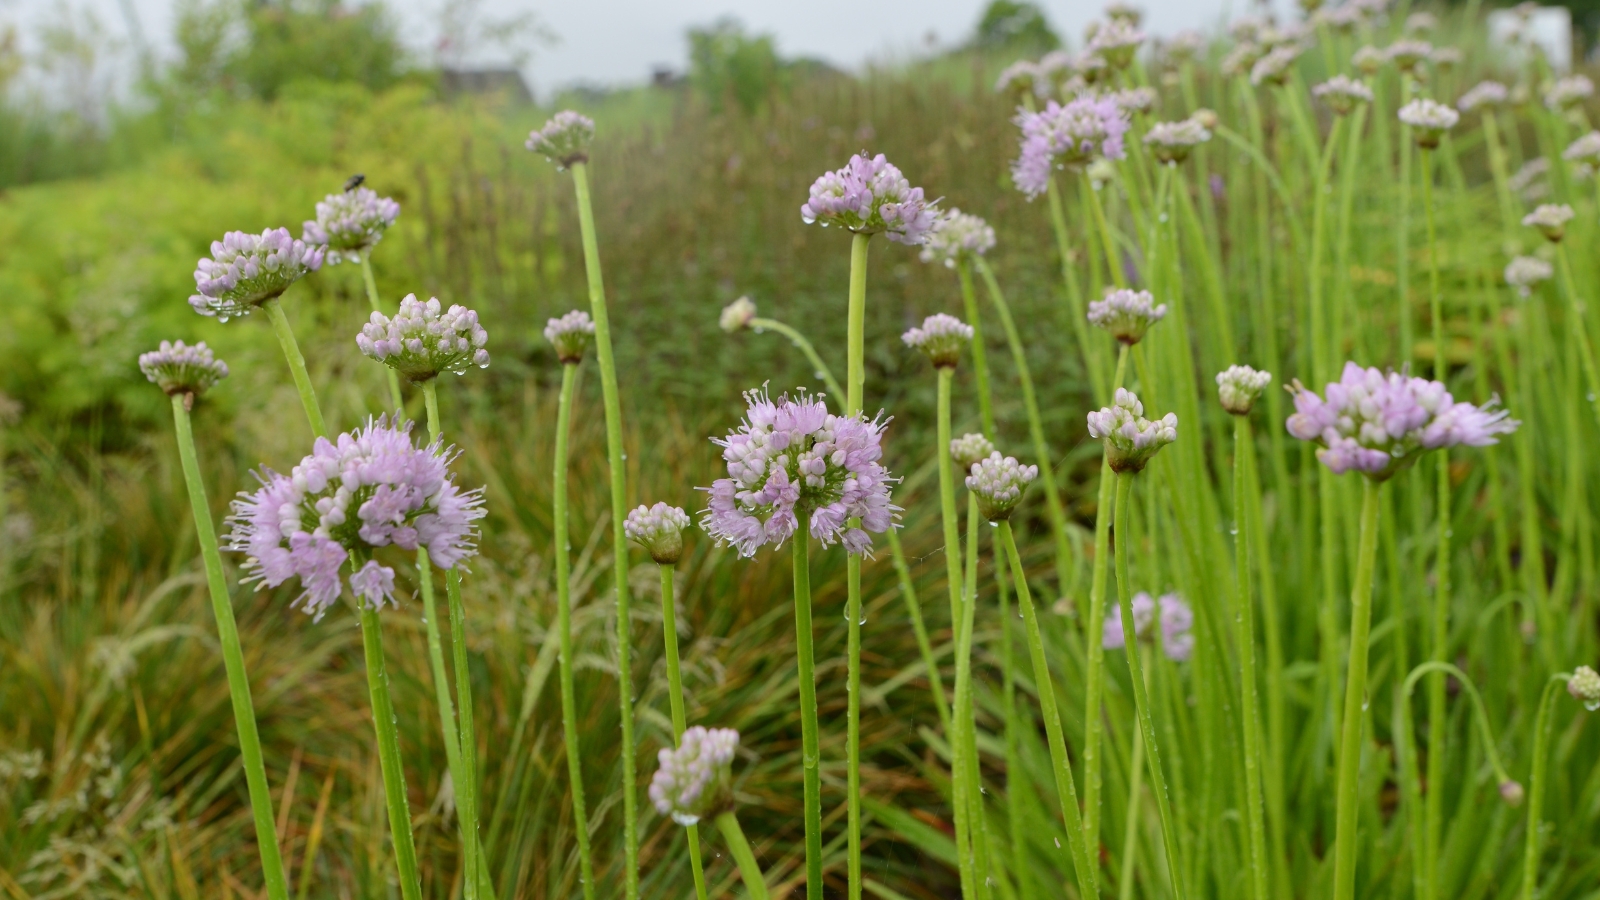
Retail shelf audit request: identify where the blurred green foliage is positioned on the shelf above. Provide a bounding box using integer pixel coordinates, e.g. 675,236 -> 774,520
687,17 -> 789,114
971,0 -> 1061,50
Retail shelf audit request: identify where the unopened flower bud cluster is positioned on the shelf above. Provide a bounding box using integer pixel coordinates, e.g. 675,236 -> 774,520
140,340 -> 230,398
358,295 -> 490,381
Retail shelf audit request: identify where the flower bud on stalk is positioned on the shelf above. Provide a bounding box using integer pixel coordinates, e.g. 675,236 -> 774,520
1088,288 -> 1168,345
1087,388 -> 1178,473
902,313 -> 974,369
189,228 -> 324,321
1523,204 -> 1574,242
950,433 -> 997,472
302,187 -> 400,265
965,452 -> 1037,522
1313,76 -> 1374,116
719,297 -> 757,333
1399,98 -> 1461,149
1570,666 -> 1600,710
625,503 -> 692,565
358,294 -> 490,381
650,727 -> 741,826
1505,256 -> 1554,297
139,340 -> 229,404
526,110 -> 596,169
1216,365 -> 1272,416
544,309 -> 597,363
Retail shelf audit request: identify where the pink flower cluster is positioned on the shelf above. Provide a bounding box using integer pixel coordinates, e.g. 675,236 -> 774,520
800,153 -> 937,245
189,228 -> 324,320
302,187 -> 401,265
1103,591 -> 1194,662
1011,95 -> 1131,199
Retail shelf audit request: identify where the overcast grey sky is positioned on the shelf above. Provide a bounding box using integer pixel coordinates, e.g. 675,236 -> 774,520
5,0 -> 1291,97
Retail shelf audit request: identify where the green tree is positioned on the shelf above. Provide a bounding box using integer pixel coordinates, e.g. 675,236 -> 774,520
972,0 -> 1060,50
687,18 -> 785,115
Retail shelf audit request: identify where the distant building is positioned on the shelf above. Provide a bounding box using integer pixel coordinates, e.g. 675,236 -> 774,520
440,68 -> 533,104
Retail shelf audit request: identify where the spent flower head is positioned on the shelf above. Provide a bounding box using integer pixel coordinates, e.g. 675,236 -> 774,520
1143,118 -> 1212,163
1216,365 -> 1273,415
965,452 -> 1037,522
1011,95 -> 1131,198
1286,361 -> 1519,480
1457,80 -> 1510,113
544,309 -> 597,363
800,153 -> 937,244
1569,666 -> 1600,709
1088,288 -> 1168,344
902,313 -> 974,368
950,432 -> 997,471
1398,98 -> 1460,148
1504,256 -> 1554,297
1523,203 -> 1574,242
1087,388 -> 1178,473
225,415 -> 486,619
1313,75 -> 1374,115
302,187 -> 400,265
1544,75 -> 1594,112
1563,131 -> 1600,178
526,110 -> 596,169
701,387 -> 896,557
140,340 -> 229,399
649,727 -> 739,825
1103,591 -> 1194,661
720,296 -> 758,333
358,294 -> 490,381
188,228 -> 324,320
625,502 -> 692,565
920,208 -> 996,268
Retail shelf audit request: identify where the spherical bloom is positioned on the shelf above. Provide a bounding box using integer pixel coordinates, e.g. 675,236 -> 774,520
801,153 -> 936,245
358,294 -> 490,381
1385,39 -> 1433,72
1499,780 -> 1526,806
919,208 -> 996,268
1430,46 -> 1463,71
301,187 -> 400,265
1088,288 -> 1168,345
526,110 -> 596,169
1216,365 -> 1272,415
649,726 -> 740,825
1286,361 -> 1519,480
1315,4 -> 1365,34
1109,86 -> 1158,115
1102,591 -> 1193,661
625,502 -> 692,565
1250,45 -> 1303,87
1398,98 -> 1460,149
1352,45 -> 1386,75
1544,75 -> 1594,112
1143,118 -> 1211,163
1504,256 -> 1554,297
965,452 -> 1037,522
544,309 -> 597,363
902,313 -> 974,368
188,228 -> 324,320
700,388 -> 897,557
1222,43 -> 1265,79
1011,95 -> 1131,198
1563,131 -> 1600,178
225,415 -> 486,620
1523,203 -> 1574,242
1087,388 -> 1177,473
139,340 -> 229,398
1313,76 -> 1374,115
1405,11 -> 1437,32
720,296 -> 758,333
1569,666 -> 1600,709
950,432 -> 997,471
1457,80 -> 1510,113
995,60 -> 1046,98
1089,18 -> 1146,68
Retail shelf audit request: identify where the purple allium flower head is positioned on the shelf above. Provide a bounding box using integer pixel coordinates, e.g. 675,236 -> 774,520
1313,75 -> 1374,115
1088,388 -> 1178,473
1458,80 -> 1510,113
224,415 -> 486,620
995,60 -> 1047,98
189,228 -> 324,320
1385,39 -> 1433,72
920,208 -> 996,268
1352,45 -> 1385,75
1286,362 -> 1520,480
1544,75 -> 1594,112
301,187 -> 400,265
1250,45 -> 1303,87
649,726 -> 740,825
1216,365 -> 1272,415
902,313 -> 974,369
800,153 -> 937,244
965,451 -> 1037,522
544,309 -> 596,363
358,294 -> 490,382
1505,256 -> 1554,297
1210,172 -> 1226,199
1102,590 -> 1153,649
1569,666 -> 1600,709
949,432 -> 997,471
720,296 -> 758,333
1399,99 -> 1460,148
1143,118 -> 1211,163
1110,86 -> 1158,114
625,502 -> 692,565
139,340 -> 229,398
1088,288 -> 1168,344
1564,131 -> 1600,178
1523,203 -> 1574,242
700,387 -> 897,557
1089,18 -> 1146,68
1103,591 -> 1192,660
1011,95 -> 1131,199
526,110 -> 596,169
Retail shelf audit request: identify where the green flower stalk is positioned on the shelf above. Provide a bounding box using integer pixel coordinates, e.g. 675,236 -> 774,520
361,258 -> 405,413
139,343 -> 289,900
625,502 -> 709,900
529,110 -> 641,897
1526,205 -> 1600,430
719,297 -> 846,401
1523,669 -> 1594,899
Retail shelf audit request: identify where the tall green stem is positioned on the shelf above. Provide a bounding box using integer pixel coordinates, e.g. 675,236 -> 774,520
1555,244 -> 1600,429
1085,170 -> 1128,289
262,297 -> 327,439
1232,416 -> 1270,900
935,366 -> 978,897
171,396 -> 288,900
360,256 -> 405,413
951,488 -> 985,900
1045,176 -> 1105,401
1117,649 -> 1148,900
1522,675 -> 1572,900
844,231 -> 869,900
791,511 -> 824,899
998,520 -> 1095,898
1332,478 -> 1382,900
359,603 -> 422,900
1112,472 -> 1183,898
1309,117 -> 1345,384
569,161 -> 638,897
659,565 -> 710,900
553,363 -> 596,900
715,812 -> 771,900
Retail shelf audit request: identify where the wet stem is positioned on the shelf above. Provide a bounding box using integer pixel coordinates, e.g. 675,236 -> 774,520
845,230 -> 868,899
1523,674 -> 1573,900
262,296 -> 328,439
1331,477 -> 1382,900
1232,415 -> 1270,900
935,365 -> 978,898
791,510 -> 824,899
714,811 -> 771,900
360,255 -> 404,414
358,602 -> 423,900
